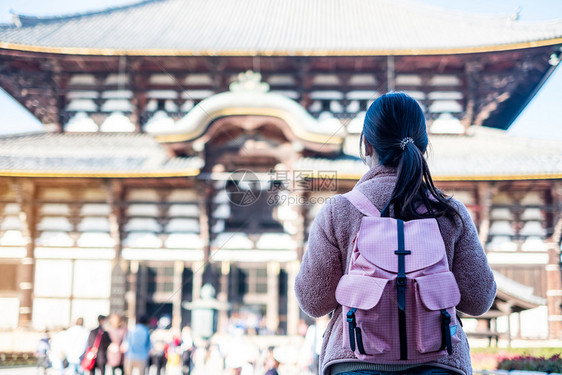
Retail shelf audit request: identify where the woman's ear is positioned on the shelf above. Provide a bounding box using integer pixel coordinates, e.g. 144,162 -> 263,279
365,141 -> 374,156
364,141 -> 379,168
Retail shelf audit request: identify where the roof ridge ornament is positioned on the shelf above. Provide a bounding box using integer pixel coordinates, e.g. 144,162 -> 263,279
229,70 -> 269,93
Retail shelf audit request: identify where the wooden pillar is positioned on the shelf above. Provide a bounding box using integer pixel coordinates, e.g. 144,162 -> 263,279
131,59 -> 146,133
386,55 -> 395,92
137,263 -> 148,318
499,304 -> 513,348
420,74 -> 433,122
106,179 -> 126,315
126,260 -> 139,328
13,179 -> 36,327
105,180 -> 123,262
198,180 -> 211,266
212,57 -> 228,91
218,261 -> 230,334
298,59 -> 311,110
266,261 -> 280,333
546,256 -> 562,340
516,312 -> 522,339
286,260 -> 300,336
477,182 -> 493,248
41,59 -> 63,133
546,181 -> 562,339
192,261 -> 204,302
462,61 -> 482,128
172,260 -> 184,330
295,191 -> 306,262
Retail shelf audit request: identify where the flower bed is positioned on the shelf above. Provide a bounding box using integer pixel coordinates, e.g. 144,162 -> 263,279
471,349 -> 562,373
497,355 -> 562,373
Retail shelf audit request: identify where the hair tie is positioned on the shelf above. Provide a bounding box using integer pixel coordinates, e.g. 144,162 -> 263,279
400,137 -> 414,150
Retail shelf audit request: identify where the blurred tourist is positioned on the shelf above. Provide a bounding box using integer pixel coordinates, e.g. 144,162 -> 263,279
180,326 -> 194,375
264,346 -> 280,375
86,314 -> 111,375
36,329 -> 52,375
303,316 -> 329,375
150,316 -> 173,375
166,335 -> 183,375
50,328 -> 68,375
64,317 -> 89,374
107,314 -> 127,375
124,315 -> 151,375
224,328 -> 257,375
264,358 -> 280,375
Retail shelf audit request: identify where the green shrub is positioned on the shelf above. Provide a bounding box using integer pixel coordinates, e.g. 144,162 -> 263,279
0,352 -> 36,367
497,354 -> 562,372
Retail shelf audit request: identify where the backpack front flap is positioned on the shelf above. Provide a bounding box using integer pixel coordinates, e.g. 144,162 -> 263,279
335,274 -> 389,310
356,216 -> 447,273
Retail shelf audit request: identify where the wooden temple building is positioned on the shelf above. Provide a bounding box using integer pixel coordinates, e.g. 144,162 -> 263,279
0,0 -> 561,341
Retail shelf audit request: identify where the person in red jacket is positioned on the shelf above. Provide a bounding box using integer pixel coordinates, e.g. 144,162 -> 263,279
86,315 -> 111,375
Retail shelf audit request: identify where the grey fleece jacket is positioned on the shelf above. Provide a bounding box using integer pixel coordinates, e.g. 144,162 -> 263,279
295,164 -> 497,375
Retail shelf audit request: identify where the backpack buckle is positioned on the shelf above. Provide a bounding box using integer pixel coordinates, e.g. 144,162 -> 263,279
346,308 -> 357,324
397,273 -> 407,286
441,309 -> 451,324
440,309 -> 453,355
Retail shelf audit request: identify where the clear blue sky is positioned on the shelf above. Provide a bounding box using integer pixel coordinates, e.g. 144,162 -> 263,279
0,0 -> 561,138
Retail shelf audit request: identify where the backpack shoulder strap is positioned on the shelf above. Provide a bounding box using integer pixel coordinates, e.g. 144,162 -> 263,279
342,190 -> 380,217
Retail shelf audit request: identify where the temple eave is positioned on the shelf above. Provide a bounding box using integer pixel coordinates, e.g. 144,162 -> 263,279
0,169 -> 201,178
2,38 -> 562,57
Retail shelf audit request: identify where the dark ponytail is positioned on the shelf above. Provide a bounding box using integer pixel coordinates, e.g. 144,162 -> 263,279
361,92 -> 462,222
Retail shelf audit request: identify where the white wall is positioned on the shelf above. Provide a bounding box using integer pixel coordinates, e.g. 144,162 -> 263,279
32,258 -> 111,329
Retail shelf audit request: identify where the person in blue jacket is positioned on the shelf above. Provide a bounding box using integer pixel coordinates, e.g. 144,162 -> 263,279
124,315 -> 151,375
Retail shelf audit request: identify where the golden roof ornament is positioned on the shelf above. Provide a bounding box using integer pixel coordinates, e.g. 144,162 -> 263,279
229,70 -> 269,93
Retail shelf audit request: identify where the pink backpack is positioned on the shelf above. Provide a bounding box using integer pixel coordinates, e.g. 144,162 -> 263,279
335,189 -> 461,364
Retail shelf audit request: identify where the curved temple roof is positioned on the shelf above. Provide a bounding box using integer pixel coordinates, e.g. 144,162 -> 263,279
300,126 -> 562,180
1,0 -> 562,56
493,271 -> 546,310
1,125 -> 561,180
0,132 -> 203,178
149,72 -> 345,144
